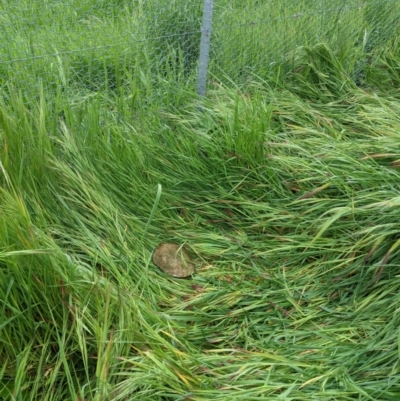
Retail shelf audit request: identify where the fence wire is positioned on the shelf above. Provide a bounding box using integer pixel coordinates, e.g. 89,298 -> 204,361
0,0 -> 399,99
210,0 -> 400,87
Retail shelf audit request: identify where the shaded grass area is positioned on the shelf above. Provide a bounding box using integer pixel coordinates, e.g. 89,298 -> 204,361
1,40 -> 400,400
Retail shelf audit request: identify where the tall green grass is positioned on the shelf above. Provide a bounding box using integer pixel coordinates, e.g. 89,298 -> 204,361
1,0 -> 400,100
1,0 -> 400,400
1,41 -> 400,399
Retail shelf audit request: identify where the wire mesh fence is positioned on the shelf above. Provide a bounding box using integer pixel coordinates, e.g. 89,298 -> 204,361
210,0 -> 400,88
0,0 -> 399,100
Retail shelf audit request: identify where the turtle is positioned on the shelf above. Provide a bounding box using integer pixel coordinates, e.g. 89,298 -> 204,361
152,243 -> 195,278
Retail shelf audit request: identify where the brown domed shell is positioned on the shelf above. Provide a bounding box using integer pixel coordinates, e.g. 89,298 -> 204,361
152,243 -> 195,278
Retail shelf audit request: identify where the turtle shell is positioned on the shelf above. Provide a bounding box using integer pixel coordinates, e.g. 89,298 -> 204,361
152,243 -> 195,278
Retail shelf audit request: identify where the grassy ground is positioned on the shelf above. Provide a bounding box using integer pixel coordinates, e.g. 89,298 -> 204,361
1,1 -> 400,400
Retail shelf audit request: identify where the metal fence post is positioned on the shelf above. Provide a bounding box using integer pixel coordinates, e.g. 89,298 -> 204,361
197,0 -> 214,97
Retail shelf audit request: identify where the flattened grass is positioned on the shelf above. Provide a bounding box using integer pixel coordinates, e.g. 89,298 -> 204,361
1,43 -> 400,400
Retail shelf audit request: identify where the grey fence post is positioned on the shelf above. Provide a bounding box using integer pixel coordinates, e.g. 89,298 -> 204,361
197,0 -> 214,97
